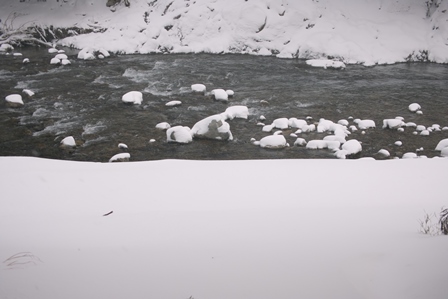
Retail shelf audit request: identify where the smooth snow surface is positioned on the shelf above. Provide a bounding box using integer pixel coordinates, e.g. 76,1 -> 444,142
1,0 -> 448,65
1,157 -> 447,299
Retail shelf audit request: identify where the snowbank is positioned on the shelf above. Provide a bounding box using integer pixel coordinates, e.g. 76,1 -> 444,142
1,0 -> 448,65
1,157 -> 447,299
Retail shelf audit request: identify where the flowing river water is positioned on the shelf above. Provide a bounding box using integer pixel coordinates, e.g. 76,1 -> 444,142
1,47 -> 448,162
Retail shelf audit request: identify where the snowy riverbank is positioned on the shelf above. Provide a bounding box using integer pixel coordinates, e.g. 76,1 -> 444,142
1,0 -> 448,65
1,157 -> 448,299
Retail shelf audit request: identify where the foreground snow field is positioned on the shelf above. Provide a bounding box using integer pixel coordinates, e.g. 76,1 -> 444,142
1,157 -> 447,299
1,0 -> 448,65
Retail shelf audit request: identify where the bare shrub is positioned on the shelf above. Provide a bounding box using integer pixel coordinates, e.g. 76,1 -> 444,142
440,207 -> 448,235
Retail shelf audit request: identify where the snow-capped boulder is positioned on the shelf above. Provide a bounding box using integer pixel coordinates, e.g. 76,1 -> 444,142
22,89 -> 34,97
109,153 -> 130,162
416,125 -> 426,131
375,149 -> 391,160
122,91 -> 143,105
420,130 -> 430,136
50,58 -> 60,65
211,89 -> 228,101
191,114 -> 233,141
408,103 -> 421,112
166,100 -> 182,107
272,118 -> 289,130
5,94 -> 24,107
259,135 -> 288,149
166,126 -> 193,143
191,84 -> 206,93
0,43 -> 14,52
342,139 -> 362,155
435,138 -> 448,151
289,118 -> 308,129
306,59 -> 346,69
382,119 -> 405,129
262,124 -> 274,132
23,58 -> 30,64
395,141 -> 403,146
306,140 -> 340,150
55,53 -> 68,60
156,122 -> 171,130
402,152 -> 418,159
61,59 -> 71,65
441,147 -> 448,157
48,48 -> 58,54
294,138 -> 307,146
226,90 -> 235,97
222,106 -> 249,120
77,47 -> 109,60
60,136 -> 76,147
118,143 -> 128,149
354,119 -> 376,129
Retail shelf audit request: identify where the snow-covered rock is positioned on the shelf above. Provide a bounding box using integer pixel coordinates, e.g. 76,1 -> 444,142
61,59 -> 71,65
166,100 -> 182,107
408,103 -> 421,112
211,89 -> 228,101
156,122 -> 171,130
166,126 -> 193,143
420,130 -> 430,136
60,136 -> 76,147
77,47 -> 109,60
395,141 -> 403,146
50,58 -> 60,65
306,59 -> 346,69
272,118 -> 289,130
191,114 -> 233,141
259,135 -> 288,149
402,152 -> 418,159
122,91 -> 143,105
109,153 -> 130,162
354,119 -> 376,129
23,58 -> 30,64
48,48 -> 58,54
0,43 -> 14,52
382,119 -> 405,129
5,94 -> 24,107
306,140 -> 340,150
294,138 -> 307,146
55,53 -> 68,60
441,147 -> 448,157
222,106 -> 249,120
376,149 -> 391,159
22,89 -> 34,97
226,90 -> 234,97
435,138 -> 448,151
289,118 -> 308,129
341,139 -> 362,155
191,84 -> 206,93
118,143 -> 128,149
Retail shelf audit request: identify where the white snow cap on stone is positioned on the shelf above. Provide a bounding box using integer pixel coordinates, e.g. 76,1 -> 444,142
109,153 -> 130,162
191,84 -> 206,93
156,122 -> 171,130
166,100 -> 182,107
166,126 -> 193,143
289,118 -> 308,129
60,136 -> 76,147
306,59 -> 346,69
222,106 -> 249,120
435,138 -> 448,151
226,90 -> 234,97
354,119 -> 376,129
272,118 -> 289,130
191,114 -> 233,141
0,43 -> 14,51
118,143 -> 128,149
50,58 -> 60,65
5,94 -> 24,105
377,149 -> 390,157
408,103 -> 421,112
211,89 -> 229,101
77,47 -> 109,60
22,89 -> 35,97
402,152 -> 418,159
382,119 -> 405,129
259,135 -> 288,149
294,138 -> 307,146
122,91 -> 143,105
342,139 -> 362,155
306,140 -> 340,150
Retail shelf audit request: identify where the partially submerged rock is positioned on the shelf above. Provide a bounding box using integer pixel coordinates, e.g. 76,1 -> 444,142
191,114 -> 233,141
5,94 -> 24,108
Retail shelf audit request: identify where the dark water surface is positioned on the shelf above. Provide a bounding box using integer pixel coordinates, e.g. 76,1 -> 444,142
1,47 -> 448,162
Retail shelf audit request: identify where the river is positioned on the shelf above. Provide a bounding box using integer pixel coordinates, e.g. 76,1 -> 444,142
1,47 -> 447,162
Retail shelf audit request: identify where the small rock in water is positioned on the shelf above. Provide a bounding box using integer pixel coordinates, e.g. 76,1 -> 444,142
165,100 -> 182,107
420,130 -> 430,136
118,143 -> 128,149
23,58 -> 30,64
395,141 -> 403,146
156,122 -> 171,130
60,136 -> 76,147
149,139 -> 156,143
226,89 -> 234,97
50,58 -> 60,65
408,103 -> 421,112
211,89 -> 228,101
191,84 -> 206,93
122,91 -> 143,105
416,110 -> 423,115
402,152 -> 418,159
22,89 -> 35,97
375,149 -> 390,160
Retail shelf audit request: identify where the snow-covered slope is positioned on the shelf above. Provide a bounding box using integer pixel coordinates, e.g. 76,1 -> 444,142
1,0 -> 448,65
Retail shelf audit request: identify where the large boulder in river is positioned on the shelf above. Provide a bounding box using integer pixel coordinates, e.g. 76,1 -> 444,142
191,114 -> 233,141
